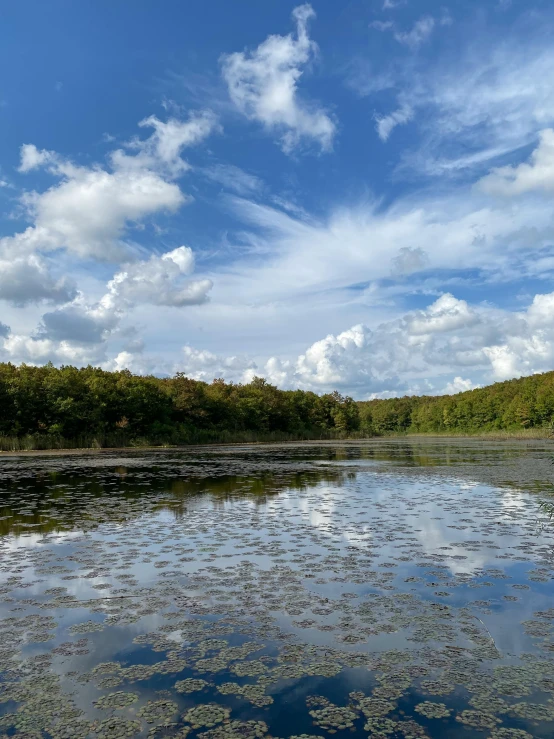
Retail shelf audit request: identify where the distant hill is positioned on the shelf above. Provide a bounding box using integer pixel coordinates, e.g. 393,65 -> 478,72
358,371 -> 554,435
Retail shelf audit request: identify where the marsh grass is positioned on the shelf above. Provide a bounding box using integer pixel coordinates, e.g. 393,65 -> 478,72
0,427 -> 550,452
0,428 -> 353,452
386,428 -> 554,440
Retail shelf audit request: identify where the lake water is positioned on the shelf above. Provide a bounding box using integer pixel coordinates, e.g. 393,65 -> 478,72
1,439 -> 554,739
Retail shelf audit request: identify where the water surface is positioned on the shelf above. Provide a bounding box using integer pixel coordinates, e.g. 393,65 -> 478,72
1,440 -> 554,739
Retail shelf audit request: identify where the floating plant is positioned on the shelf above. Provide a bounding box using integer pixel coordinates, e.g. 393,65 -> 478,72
1,442 -> 554,739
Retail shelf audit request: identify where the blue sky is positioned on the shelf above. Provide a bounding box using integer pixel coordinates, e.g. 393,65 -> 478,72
1,0 -> 554,398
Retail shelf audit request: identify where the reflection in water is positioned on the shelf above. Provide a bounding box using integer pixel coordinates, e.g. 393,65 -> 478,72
1,441 -> 554,739
0,466 -> 351,537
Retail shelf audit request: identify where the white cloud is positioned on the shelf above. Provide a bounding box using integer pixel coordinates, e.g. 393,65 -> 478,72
218,186 -> 549,307
442,376 -> 477,394
375,103 -> 413,141
164,290 -> 554,396
0,255 -> 75,306
2,246 -> 211,364
2,334 -> 108,366
179,345 -> 257,382
369,21 -> 394,31
286,292 -> 554,391
478,128 -> 554,196
394,17 -> 435,49
112,110 -> 220,178
360,34 -> 554,174
407,293 -> 480,335
9,161 -> 184,262
7,111 -> 219,264
221,4 -> 335,153
18,144 -> 56,173
107,246 -> 212,307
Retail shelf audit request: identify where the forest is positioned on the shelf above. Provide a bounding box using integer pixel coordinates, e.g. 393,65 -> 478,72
0,363 -> 360,449
359,370 -> 554,435
0,362 -> 553,449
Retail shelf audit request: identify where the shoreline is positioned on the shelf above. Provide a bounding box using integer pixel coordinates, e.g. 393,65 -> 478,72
0,431 -> 552,457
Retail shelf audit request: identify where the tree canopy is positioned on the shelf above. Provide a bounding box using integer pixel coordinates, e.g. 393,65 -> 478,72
0,362 -> 553,449
0,363 -> 360,447
359,371 -> 554,435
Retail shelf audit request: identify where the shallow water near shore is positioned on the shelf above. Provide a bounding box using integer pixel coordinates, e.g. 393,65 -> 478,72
1,439 -> 554,739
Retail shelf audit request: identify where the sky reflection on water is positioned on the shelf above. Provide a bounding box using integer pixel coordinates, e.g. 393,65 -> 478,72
1,441 -> 554,739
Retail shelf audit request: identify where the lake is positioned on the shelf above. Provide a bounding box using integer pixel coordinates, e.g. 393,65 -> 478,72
1,439 -> 554,739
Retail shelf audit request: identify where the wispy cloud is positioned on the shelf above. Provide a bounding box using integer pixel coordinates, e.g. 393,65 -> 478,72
221,4 -> 336,154
375,103 -> 413,141
361,29 -> 554,173
394,16 -> 436,49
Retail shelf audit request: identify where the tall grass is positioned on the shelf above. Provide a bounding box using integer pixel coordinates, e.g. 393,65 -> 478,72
0,427 -> 354,452
0,426 -> 550,452
383,428 -> 554,440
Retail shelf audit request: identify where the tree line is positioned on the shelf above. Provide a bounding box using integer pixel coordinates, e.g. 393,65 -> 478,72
0,363 -> 360,448
0,362 -> 552,449
359,370 -> 554,434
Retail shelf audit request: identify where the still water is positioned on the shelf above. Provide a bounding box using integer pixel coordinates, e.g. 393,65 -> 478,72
1,440 -> 554,739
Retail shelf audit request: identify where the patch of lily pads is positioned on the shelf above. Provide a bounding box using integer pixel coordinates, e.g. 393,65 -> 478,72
1,443 -> 554,739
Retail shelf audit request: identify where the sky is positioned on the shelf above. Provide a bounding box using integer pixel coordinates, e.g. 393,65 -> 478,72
1,0 -> 554,399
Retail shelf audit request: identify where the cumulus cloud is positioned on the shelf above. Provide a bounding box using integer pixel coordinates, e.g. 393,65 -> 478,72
37,303 -> 119,344
163,291 -> 554,397
478,128 -> 554,196
3,245 -> 211,364
18,144 -> 56,173
287,292 -> 554,392
9,158 -> 184,262
442,376 -> 477,394
0,255 -> 76,306
107,246 -> 212,307
2,334 -> 108,367
406,293 -> 481,335
7,111 -> 218,264
221,4 -> 335,153
180,345 -> 257,382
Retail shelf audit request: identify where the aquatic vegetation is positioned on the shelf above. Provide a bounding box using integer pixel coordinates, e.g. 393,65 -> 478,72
70,619 -> 105,634
93,692 -> 139,710
420,680 -> 454,696
199,720 -> 269,739
357,697 -> 396,717
363,716 -> 399,736
489,729 -> 534,739
414,702 -> 451,719
138,700 -> 179,724
182,703 -> 231,728
92,717 -> 142,738
508,701 -> 554,721
175,678 -> 210,693
455,709 -> 501,729
1,441 -> 554,739
309,704 -> 358,730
